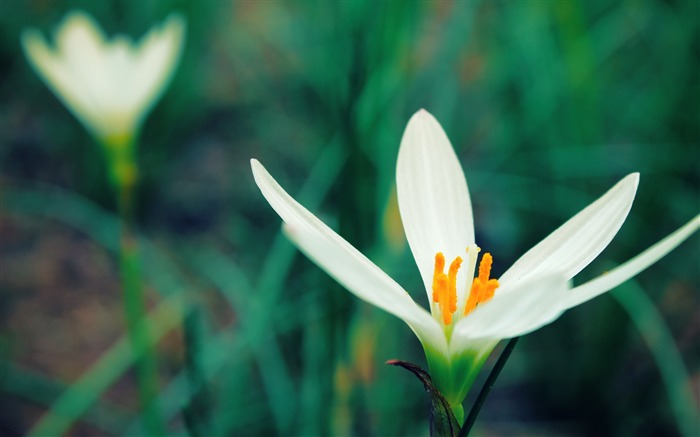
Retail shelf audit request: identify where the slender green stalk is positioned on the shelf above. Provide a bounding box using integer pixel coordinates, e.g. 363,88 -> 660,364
459,337 -> 519,437
108,134 -> 165,436
119,229 -> 164,436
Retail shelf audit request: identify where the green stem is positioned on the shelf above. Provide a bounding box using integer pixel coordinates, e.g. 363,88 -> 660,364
459,337 -> 519,437
119,228 -> 164,436
108,134 -> 165,436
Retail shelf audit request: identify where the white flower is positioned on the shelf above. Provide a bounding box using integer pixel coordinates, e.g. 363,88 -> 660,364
21,11 -> 185,142
251,109 -> 699,417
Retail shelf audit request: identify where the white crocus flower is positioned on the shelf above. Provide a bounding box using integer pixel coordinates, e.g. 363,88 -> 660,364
251,109 -> 699,419
21,11 -> 185,145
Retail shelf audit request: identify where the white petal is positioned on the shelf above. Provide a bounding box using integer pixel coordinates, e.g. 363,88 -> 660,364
251,159 -> 448,354
451,273 -> 570,343
129,14 -> 186,124
21,29 -> 100,134
56,11 -> 106,49
566,214 -> 700,309
103,36 -> 135,114
55,12 -> 113,120
499,173 -> 639,288
396,109 -> 475,304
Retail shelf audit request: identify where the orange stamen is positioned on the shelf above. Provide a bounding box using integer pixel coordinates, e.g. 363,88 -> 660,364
432,252 -> 462,325
464,252 -> 499,316
432,253 -> 445,303
447,257 -> 462,314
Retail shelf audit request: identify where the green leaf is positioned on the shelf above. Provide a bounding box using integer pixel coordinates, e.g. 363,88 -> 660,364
386,360 -> 460,437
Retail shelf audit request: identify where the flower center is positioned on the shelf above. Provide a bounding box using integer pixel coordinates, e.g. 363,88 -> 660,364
432,248 -> 499,325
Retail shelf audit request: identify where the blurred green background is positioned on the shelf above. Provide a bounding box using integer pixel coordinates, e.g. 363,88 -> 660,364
1,0 -> 698,436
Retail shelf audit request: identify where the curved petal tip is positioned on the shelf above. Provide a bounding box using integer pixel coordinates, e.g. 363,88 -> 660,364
406,108 -> 440,132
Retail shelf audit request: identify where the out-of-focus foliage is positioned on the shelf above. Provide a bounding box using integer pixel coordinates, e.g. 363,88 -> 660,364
1,1 -> 698,436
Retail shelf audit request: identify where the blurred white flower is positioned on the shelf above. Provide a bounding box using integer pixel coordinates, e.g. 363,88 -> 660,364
21,11 -> 185,143
251,109 -> 699,417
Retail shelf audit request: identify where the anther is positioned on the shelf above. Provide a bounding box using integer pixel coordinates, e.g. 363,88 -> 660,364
432,253 -> 446,303
446,257 -> 462,314
432,252 -> 463,325
464,252 -> 499,316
